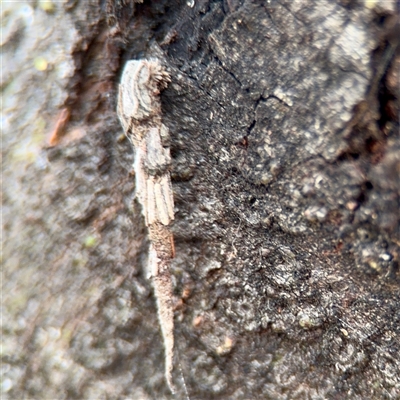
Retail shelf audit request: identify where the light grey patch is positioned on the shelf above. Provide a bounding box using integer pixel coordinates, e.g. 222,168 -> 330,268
117,59 -> 177,394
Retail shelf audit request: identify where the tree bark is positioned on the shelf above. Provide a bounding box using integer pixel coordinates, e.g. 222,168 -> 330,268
2,1 -> 399,399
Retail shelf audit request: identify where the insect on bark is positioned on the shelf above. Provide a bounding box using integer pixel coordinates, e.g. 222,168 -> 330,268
117,59 -> 176,393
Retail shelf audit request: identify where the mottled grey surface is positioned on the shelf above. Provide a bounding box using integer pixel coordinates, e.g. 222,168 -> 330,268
2,0 -> 399,399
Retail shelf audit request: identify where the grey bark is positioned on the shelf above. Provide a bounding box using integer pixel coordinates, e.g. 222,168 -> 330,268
2,1 -> 399,399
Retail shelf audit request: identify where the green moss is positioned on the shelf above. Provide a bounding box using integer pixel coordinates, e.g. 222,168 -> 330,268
83,235 -> 97,248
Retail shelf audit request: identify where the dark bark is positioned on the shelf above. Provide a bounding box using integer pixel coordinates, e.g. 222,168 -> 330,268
3,1 -> 399,399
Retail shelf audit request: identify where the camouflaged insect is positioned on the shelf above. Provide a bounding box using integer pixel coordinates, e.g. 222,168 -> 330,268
117,59 -> 176,393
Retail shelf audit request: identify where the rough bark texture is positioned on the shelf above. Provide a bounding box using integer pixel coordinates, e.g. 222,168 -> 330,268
2,1 -> 399,399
